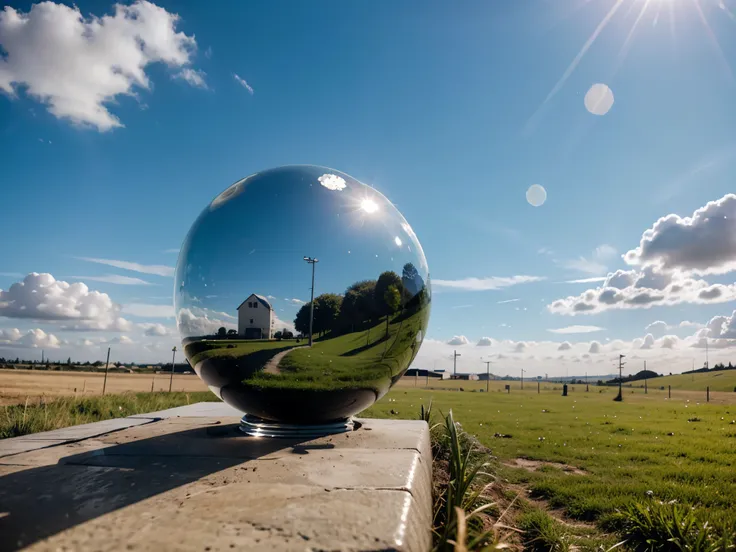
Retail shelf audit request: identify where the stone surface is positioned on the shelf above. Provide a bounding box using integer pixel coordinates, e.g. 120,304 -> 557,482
0,403 -> 431,552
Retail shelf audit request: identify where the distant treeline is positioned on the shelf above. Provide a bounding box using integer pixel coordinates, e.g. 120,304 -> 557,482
683,362 -> 736,375
292,263 -> 429,338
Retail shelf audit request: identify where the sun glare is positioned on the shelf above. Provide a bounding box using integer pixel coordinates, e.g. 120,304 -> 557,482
360,198 -> 379,214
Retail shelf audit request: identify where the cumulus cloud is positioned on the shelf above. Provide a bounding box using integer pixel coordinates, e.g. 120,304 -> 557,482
645,320 -> 669,334
177,308 -> 234,337
624,194 -> 736,275
547,325 -> 604,334
77,257 -> 174,277
641,334 -> 655,349
588,341 -> 601,353
548,274 -> 736,315
0,327 -> 61,348
660,335 -> 679,349
0,273 -> 132,331
447,335 -> 470,346
476,337 -> 494,346
432,275 -> 545,291
233,73 -> 254,94
137,322 -> 172,337
0,1 -> 201,131
288,298 -> 306,305
557,341 -> 572,351
703,310 -> 736,339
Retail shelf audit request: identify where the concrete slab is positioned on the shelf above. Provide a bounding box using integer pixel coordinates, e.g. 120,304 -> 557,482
127,402 -> 243,419
0,403 -> 432,552
0,417 -> 155,459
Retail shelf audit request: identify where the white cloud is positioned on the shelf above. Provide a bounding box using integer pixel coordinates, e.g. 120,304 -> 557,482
77,257 -> 174,277
661,335 -> 679,349
447,335 -> 469,346
318,174 -> 347,192
703,310 -> 736,339
177,308 -> 234,338
496,298 -> 520,304
548,272 -> 736,315
645,320 -> 669,334
558,341 -> 572,351
624,193 -> 736,275
641,334 -> 655,349
106,335 -> 135,345
137,322 -> 172,337
561,257 -> 608,275
0,1 -> 200,131
0,327 -> 61,348
176,68 -> 207,89
476,337 -> 494,346
233,73 -> 254,94
122,303 -> 174,318
71,274 -> 155,285
432,275 -> 545,291
272,312 -> 296,335
547,325 -> 605,334
0,273 -> 131,331
288,298 -> 306,305
588,341 -> 602,353
563,277 -> 608,284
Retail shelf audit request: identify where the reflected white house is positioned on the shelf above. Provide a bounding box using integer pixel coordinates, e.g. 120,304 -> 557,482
237,294 -> 273,339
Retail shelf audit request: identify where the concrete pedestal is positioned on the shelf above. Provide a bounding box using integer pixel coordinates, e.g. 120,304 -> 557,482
0,403 -> 432,552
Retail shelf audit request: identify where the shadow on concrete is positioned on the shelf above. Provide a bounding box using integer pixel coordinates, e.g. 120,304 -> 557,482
0,423 -> 314,551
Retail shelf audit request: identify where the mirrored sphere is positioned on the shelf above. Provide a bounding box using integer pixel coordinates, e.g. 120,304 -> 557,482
175,166 -> 431,424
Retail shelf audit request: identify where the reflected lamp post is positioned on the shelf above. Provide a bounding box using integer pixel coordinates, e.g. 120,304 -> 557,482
303,256 -> 319,347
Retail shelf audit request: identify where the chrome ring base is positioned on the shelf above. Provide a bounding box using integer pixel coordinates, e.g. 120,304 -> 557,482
239,414 -> 354,438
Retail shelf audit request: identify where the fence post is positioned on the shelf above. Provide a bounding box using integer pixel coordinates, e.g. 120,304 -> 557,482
668,385 -> 671,399
707,386 -> 710,403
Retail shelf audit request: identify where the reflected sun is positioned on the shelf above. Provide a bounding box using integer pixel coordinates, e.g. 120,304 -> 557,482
360,198 -> 379,214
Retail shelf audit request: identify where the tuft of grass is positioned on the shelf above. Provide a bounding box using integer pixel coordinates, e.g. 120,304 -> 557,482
605,499 -> 736,552
1,391 -> 215,439
517,509 -> 571,552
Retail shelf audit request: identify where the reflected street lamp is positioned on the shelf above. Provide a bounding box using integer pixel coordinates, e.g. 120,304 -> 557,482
304,256 -> 319,347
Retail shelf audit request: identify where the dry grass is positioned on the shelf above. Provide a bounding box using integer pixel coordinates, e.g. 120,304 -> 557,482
0,369 -> 208,406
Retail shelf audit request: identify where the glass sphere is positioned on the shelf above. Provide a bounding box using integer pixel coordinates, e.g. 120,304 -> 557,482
175,166 -> 431,424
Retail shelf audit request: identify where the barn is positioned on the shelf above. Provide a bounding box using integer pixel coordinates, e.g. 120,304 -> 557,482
237,294 -> 274,339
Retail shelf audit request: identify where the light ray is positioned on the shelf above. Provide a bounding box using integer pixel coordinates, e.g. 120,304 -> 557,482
525,0 -> 626,132
615,0 -> 653,74
692,0 -> 734,81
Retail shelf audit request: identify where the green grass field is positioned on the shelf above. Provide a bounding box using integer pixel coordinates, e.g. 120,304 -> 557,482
363,385 -> 736,530
653,369 -> 736,392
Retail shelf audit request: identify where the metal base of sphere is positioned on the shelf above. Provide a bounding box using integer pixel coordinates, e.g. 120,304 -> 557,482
239,414 -> 354,438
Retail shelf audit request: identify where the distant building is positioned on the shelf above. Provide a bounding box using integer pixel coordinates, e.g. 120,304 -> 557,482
237,294 -> 274,339
404,369 -> 450,380
451,373 -> 479,381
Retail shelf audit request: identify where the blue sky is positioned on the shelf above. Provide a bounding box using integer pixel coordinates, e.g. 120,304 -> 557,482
1,0 -> 736,375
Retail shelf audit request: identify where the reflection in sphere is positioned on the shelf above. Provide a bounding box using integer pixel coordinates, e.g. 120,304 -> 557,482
175,166 -> 431,425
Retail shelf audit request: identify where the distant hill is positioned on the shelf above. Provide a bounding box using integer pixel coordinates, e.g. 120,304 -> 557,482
607,369 -> 660,384
653,369 -> 736,393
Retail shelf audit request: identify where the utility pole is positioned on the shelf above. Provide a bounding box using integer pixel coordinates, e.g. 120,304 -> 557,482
102,347 -> 111,395
614,354 -> 626,402
644,360 -> 648,394
169,346 -> 177,392
483,361 -> 492,393
520,368 -> 525,390
705,337 -> 709,370
585,372 -> 589,392
453,350 -> 461,378
303,256 -> 319,347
